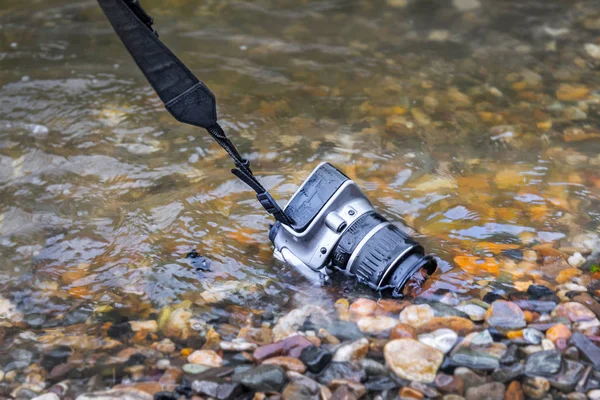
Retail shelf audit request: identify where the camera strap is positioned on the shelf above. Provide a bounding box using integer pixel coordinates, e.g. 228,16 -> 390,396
97,0 -> 293,226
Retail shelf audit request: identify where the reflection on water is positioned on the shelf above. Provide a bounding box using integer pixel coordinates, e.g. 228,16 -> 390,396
0,0 -> 600,387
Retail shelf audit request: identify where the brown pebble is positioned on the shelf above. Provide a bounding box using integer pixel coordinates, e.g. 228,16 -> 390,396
253,335 -> 312,362
390,323 -> 417,340
349,298 -> 377,321
262,356 -> 306,373
159,367 -> 183,385
417,317 -> 476,336
329,379 -> 366,398
554,302 -> 595,322
376,299 -> 410,315
505,381 -> 525,400
114,382 -> 162,396
331,385 -> 357,400
572,293 -> 600,319
398,387 -> 424,399
434,373 -> 464,395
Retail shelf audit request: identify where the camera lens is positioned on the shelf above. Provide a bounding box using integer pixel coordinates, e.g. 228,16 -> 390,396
331,212 -> 436,296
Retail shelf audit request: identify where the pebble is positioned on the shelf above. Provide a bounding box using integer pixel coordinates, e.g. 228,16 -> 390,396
504,381 -> 525,400
309,362 -> 366,385
356,316 -> 398,335
455,304 -> 486,321
485,301 -> 526,331
254,335 -> 312,363
417,328 -> 458,354
490,363 -> 524,383
130,320 -> 158,332
154,339 -> 176,354
389,323 -> 417,339
76,389 -> 153,400
32,394 -> 60,400
182,364 -> 209,375
523,328 -> 544,345
399,304 -> 435,327
589,390 -> 600,400
554,302 -> 596,322
300,345 -> 332,374
522,376 -> 549,399
186,350 -> 223,367
434,373 -> 464,395
348,299 -> 377,321
585,44 -> 600,60
384,338 -> 443,383
233,364 -> 287,392
525,350 -> 562,377
548,360 -> 585,392
163,308 -> 192,340
282,380 -> 319,400
570,332 -> 600,368
417,317 -> 475,336
332,338 -> 369,362
263,356 -> 306,373
454,367 -> 488,390
273,308 -> 311,341
190,380 -> 242,400
220,340 -> 257,351
465,382 -> 505,400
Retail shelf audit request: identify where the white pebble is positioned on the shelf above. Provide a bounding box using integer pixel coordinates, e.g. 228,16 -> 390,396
568,252 -> 585,268
585,43 -> 600,60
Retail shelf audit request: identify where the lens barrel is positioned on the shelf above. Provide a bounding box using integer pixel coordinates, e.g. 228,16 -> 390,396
331,212 -> 436,295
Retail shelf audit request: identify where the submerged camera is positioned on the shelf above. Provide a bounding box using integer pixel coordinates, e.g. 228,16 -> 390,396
270,163 -> 436,297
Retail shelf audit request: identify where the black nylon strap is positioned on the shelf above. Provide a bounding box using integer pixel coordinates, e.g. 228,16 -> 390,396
97,0 -> 293,226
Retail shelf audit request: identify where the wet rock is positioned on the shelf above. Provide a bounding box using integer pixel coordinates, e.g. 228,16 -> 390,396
220,340 -> 257,352
389,323 -> 417,339
589,390 -> 600,400
331,385 -> 357,400
262,356 -> 306,373
527,285 -> 554,299
282,380 -> 319,400
162,308 -> 193,341
449,331 -> 506,371
504,381 -> 524,400
556,84 -> 589,101
130,320 -> 158,332
300,345 -> 332,374
76,389 -> 153,400
359,358 -> 388,376
399,304 -> 435,327
522,376 -> 549,399
329,379 -> 366,398
491,363 -> 524,383
308,362 -> 365,385
417,317 -> 475,336
485,301 -> 526,331
41,346 -> 71,372
253,335 -> 312,363
570,332 -> 600,368
273,308 -> 311,341
434,373 -> 464,395
455,304 -> 486,321
452,0 -> 480,12
546,324 -> 572,343
233,364 -> 286,392
465,382 -> 505,400
190,380 -> 243,400
187,350 -> 223,367
585,44 -> 600,60
182,364 -> 209,375
364,375 -> 398,391
523,328 -> 545,345
384,338 -> 443,383
348,298 -> 377,321
356,316 -> 398,335
572,293 -> 600,319
332,338 -> 369,362
500,344 -> 519,366
32,394 -> 60,400
397,386 -> 424,399
417,329 -> 457,354
548,360 -> 585,392
154,339 -> 176,354
554,302 -> 596,322
525,350 -> 562,377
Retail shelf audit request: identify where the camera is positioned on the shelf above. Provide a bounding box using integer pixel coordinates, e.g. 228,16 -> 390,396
269,163 -> 436,297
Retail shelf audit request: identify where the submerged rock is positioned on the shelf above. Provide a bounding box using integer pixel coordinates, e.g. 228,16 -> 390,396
332,338 -> 369,362
525,350 -> 562,377
384,338 -> 443,383
233,364 -> 287,392
485,301 -> 526,331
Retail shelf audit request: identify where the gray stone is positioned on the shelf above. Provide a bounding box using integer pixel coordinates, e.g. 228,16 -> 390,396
522,376 -> 550,399
233,364 -> 287,392
548,360 -> 585,392
76,389 -> 152,400
454,367 -> 488,390
523,328 -> 544,345
449,347 -> 500,370
491,363 -> 524,383
525,350 -> 562,377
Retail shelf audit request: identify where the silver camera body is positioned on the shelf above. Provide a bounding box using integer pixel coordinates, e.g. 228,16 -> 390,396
269,163 -> 435,295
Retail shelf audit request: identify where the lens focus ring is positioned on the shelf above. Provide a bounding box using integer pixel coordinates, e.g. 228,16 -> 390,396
349,223 -> 420,288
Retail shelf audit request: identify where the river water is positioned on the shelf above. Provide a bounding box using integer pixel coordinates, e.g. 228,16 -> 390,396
1,0 -> 600,396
